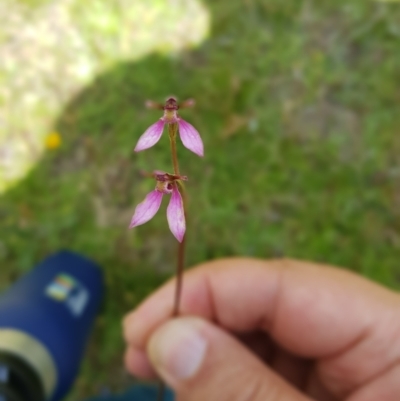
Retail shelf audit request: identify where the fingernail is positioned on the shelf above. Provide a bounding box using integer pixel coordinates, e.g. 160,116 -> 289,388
148,318 -> 207,381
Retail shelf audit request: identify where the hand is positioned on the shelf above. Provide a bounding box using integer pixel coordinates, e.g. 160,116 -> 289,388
123,258 -> 400,401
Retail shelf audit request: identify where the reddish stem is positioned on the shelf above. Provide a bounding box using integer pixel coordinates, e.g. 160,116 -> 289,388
169,124 -> 180,176
157,124 -> 187,400
168,123 -> 187,316
174,176 -> 188,317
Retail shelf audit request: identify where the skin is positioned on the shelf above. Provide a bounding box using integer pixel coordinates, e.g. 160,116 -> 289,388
123,258 -> 400,401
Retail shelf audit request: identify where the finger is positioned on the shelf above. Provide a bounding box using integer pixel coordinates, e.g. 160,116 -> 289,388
123,258 -> 400,397
147,316 -> 312,401
124,258 -> 398,357
306,370 -> 338,401
124,346 -> 156,379
125,326 -> 313,389
125,330 -> 276,381
123,258 -> 280,346
347,362 -> 400,401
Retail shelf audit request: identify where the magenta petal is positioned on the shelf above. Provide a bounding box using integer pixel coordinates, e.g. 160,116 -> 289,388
129,190 -> 163,228
178,119 -> 204,157
166,186 -> 186,242
134,120 -> 165,152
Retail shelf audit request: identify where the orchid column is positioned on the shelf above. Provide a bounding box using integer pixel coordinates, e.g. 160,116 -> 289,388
130,96 -> 203,316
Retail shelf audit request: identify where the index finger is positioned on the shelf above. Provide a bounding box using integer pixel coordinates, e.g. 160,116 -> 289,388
123,258 -> 399,358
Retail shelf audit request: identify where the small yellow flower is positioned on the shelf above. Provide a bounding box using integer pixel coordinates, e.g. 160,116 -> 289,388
45,132 -> 62,149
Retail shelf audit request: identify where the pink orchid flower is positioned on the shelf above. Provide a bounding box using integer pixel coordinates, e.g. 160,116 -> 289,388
129,171 -> 187,242
134,97 -> 204,157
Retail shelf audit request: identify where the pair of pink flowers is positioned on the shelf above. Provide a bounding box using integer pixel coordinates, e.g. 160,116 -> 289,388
129,98 -> 203,242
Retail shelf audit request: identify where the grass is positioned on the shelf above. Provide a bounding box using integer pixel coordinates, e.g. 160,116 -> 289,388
1,0 -> 400,398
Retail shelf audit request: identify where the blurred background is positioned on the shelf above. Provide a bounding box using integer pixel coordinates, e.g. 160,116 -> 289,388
0,0 -> 400,398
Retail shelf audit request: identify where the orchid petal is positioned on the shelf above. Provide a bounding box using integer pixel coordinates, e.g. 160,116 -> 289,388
129,190 -> 163,228
167,186 -> 186,242
178,119 -> 204,157
134,120 -> 165,152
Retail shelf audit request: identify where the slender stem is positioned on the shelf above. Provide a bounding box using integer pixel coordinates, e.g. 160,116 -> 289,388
173,179 -> 187,316
168,123 -> 180,176
157,123 -> 187,400
173,231 -> 186,316
168,124 -> 187,316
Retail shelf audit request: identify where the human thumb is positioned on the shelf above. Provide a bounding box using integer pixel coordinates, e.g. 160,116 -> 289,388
147,317 -> 311,401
